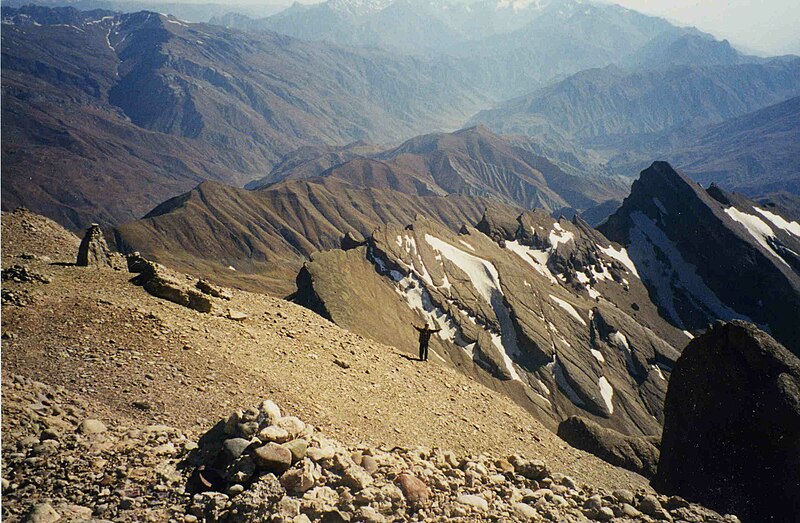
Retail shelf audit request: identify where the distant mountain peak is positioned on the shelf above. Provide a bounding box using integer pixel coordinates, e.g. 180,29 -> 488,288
494,0 -> 550,11
326,0 -> 393,16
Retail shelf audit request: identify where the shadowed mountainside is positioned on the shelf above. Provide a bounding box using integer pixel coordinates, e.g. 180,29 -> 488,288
599,162 -> 800,355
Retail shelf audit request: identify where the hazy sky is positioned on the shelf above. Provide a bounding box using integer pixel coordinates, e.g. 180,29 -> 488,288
598,0 -> 800,55
285,0 -> 800,56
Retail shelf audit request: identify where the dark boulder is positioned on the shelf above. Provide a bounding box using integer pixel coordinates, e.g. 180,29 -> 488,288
557,416 -> 659,478
654,320 -> 800,522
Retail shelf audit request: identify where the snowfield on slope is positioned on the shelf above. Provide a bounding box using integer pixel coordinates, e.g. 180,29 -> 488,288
424,234 -> 522,381
724,207 -> 790,267
753,207 -> 800,238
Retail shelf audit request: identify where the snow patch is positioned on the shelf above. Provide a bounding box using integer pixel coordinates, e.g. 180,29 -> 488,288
549,222 -> 574,249
425,235 -> 501,304
505,241 -> 558,284
590,349 -> 605,363
724,206 -> 789,267
598,377 -> 614,415
549,295 -> 586,326
458,240 -> 476,252
397,234 -> 432,286
598,244 -> 640,278
754,207 -> 800,238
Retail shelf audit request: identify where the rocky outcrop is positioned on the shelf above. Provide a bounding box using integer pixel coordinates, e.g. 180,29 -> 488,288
128,255 -> 213,313
557,416 -> 659,479
76,224 -> 113,268
654,321 -> 800,522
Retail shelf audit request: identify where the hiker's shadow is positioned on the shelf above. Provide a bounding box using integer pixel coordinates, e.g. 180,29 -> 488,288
396,352 -> 420,362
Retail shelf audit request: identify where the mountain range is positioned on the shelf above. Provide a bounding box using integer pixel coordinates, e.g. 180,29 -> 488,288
211,0 -> 711,97
472,58 -> 800,194
1,6 -> 488,227
114,126 -> 625,295
4,4 -> 800,232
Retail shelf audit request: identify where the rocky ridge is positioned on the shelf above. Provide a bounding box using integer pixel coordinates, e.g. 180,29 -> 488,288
115,126 -> 624,297
2,207 -> 658,500
296,209 -> 688,449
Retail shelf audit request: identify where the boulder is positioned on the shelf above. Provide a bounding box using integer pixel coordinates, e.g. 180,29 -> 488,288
26,503 -> 60,523
78,419 -> 107,435
254,443 -> 293,473
457,494 -> 488,511
654,321 -> 800,523
76,223 -> 113,268
280,460 -> 319,494
557,416 -> 659,478
395,473 -> 430,508
129,257 -> 212,313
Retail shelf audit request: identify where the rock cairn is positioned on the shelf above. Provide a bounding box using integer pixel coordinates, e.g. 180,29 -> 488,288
185,402 -> 740,523
1,381 -> 741,523
76,224 -> 113,268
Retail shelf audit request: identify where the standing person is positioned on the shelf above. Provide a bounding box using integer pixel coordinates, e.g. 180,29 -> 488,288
413,321 -> 440,361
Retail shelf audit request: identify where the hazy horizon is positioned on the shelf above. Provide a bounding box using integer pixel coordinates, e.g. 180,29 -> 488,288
270,0 -> 798,56
598,0 -> 800,56
8,0 -> 800,55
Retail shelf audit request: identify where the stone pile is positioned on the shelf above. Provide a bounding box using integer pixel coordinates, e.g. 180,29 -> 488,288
1,381 -> 742,523
185,401 -> 741,523
2,264 -> 51,284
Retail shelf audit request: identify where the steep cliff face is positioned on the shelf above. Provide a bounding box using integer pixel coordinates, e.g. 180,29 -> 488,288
600,162 -> 800,355
296,213 -> 687,442
655,321 -> 800,522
